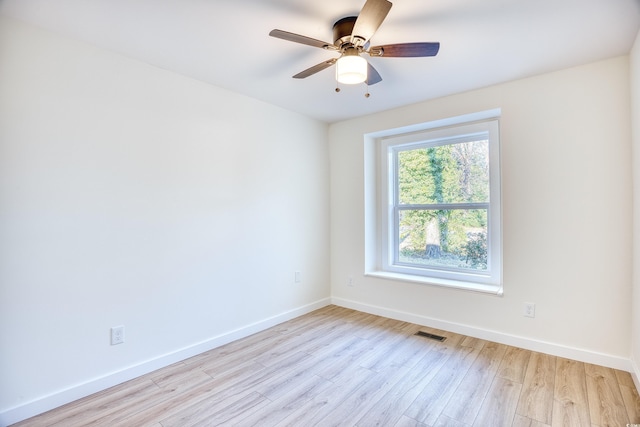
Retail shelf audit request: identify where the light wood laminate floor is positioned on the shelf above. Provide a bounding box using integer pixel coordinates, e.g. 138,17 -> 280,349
13,305 -> 640,427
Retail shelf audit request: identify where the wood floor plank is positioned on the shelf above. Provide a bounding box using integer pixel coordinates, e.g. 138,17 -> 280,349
517,352 -> 556,424
498,346 -> 531,383
117,361 -> 266,427
404,345 -> 480,425
395,320 -> 423,334
311,336 -> 375,382
253,320 -> 353,368
473,377 -> 522,427
433,414 -> 471,426
371,333 -> 438,373
351,313 -> 391,339
81,384 -> 182,427
206,351 -> 313,401
460,335 -> 487,350
306,333 -> 367,365
234,374 -> 334,427
268,307 -> 341,335
150,361 -> 213,389
11,376 -> 153,427
314,365 -> 410,426
619,383 -> 640,424
615,369 -> 637,388
113,373 -> 213,426
443,341 -> 508,424
10,305 -> 640,427
190,391 -> 269,427
585,363 -> 630,426
161,390 -> 267,427
616,368 -> 640,423
358,329 -> 415,372
292,321 -> 355,355
513,414 -> 551,427
394,415 -> 430,427
87,372 -> 218,427
182,328 -> 283,366
51,379 -> 160,427
355,346 -> 453,427
252,353 -> 324,401
552,357 -> 590,427
273,365 -> 377,427
431,329 -> 466,347
156,360 -> 275,426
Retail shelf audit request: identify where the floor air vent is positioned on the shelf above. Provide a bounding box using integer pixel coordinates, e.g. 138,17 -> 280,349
414,331 -> 447,342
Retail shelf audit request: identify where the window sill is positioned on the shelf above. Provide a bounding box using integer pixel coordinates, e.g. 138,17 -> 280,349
365,271 -> 503,296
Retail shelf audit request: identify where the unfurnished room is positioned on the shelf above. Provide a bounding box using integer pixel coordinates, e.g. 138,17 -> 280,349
1,0 -> 640,426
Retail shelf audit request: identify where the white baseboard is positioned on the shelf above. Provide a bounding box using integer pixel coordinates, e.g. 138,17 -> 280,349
631,357 -> 640,393
0,298 -> 331,427
332,297 -> 633,372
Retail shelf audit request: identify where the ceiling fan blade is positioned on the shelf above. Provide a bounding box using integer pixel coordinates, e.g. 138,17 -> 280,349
292,59 -> 337,79
366,63 -> 382,85
269,29 -> 335,49
351,0 -> 392,47
369,42 -> 440,57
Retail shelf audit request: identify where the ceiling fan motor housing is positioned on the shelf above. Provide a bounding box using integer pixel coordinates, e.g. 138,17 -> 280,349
333,17 -> 358,48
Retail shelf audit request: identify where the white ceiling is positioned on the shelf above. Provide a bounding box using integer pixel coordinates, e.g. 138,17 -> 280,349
1,0 -> 639,123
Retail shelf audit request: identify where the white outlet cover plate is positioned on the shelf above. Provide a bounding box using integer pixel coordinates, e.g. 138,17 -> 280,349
111,326 -> 125,345
523,303 -> 535,318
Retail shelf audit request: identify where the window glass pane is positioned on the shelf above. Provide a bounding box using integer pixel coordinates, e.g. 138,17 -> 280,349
397,209 -> 488,271
397,140 -> 489,205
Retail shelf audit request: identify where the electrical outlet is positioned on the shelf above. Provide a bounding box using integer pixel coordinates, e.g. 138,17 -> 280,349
347,276 -> 354,287
111,326 -> 125,345
523,302 -> 535,318
294,271 -> 301,283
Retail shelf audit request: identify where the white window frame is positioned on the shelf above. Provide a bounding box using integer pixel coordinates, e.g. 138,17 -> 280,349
365,110 -> 502,294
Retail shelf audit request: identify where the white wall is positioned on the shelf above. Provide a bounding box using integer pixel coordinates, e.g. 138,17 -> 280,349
330,56 -> 632,368
631,28 -> 640,387
0,16 -> 330,424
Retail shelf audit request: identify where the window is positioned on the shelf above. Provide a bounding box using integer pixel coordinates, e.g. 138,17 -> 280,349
366,111 -> 502,293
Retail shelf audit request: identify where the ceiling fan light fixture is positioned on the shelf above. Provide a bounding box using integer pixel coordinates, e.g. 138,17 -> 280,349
336,52 -> 367,85
269,0 -> 441,90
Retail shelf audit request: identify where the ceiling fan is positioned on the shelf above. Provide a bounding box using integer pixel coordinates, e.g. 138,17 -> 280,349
269,0 -> 440,91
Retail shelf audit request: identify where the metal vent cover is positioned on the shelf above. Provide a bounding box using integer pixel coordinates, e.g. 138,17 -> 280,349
414,331 -> 447,342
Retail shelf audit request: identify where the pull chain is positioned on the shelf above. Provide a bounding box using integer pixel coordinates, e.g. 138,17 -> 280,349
333,83 -> 370,97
